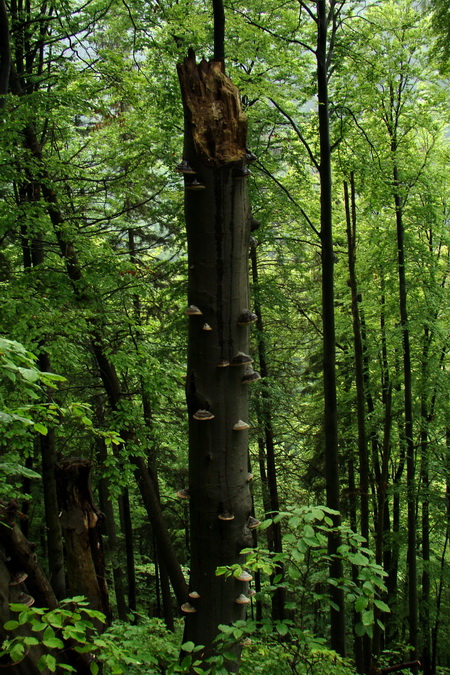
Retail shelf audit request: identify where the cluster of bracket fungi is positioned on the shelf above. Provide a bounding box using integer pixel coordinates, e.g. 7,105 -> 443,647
180,566 -> 258,614
179,299 -> 261,612
177,150 -> 259,613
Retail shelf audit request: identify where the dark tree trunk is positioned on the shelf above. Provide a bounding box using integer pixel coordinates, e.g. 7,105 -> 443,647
0,501 -> 58,609
0,0 -> 11,108
119,489 -> 137,615
38,353 -> 66,600
344,176 -> 370,671
56,458 -> 111,623
250,242 -> 284,621
431,435 -> 450,675
392,153 -> 417,657
177,51 -> 253,662
97,433 -> 128,621
317,0 -> 345,656
0,503 -> 94,674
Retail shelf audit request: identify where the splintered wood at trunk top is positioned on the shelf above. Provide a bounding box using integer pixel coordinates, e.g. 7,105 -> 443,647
177,51 -> 255,657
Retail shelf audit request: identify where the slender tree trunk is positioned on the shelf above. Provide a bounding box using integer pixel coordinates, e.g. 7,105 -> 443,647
0,0 -> 11,108
38,353 -> 66,600
119,489 -> 137,615
177,51 -> 253,663
392,152 -> 417,657
431,435 -> 450,675
96,431 -> 128,621
343,175 -> 371,670
317,0 -> 345,655
250,243 -> 284,621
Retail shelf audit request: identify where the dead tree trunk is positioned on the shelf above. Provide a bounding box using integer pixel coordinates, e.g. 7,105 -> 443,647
177,51 -> 254,661
56,458 -> 111,623
0,502 -> 94,675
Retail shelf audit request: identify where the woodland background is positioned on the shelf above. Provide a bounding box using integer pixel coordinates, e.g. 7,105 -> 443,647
0,0 -> 450,673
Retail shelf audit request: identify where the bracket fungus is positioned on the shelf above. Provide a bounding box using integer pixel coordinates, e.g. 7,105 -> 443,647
241,368 -> 261,385
9,571 -> 28,586
233,420 -> 250,431
247,516 -> 261,530
176,488 -> 190,499
234,166 -> 252,178
218,512 -> 235,521
188,591 -> 200,599
175,159 -> 196,174
236,570 -> 253,582
202,323 -> 213,331
216,359 -> 230,368
235,594 -> 251,605
245,150 -> 257,163
184,305 -> 203,316
193,409 -> 214,421
181,602 -> 197,614
237,309 -> 258,326
16,593 -> 35,607
185,178 -> 206,190
230,352 -> 253,367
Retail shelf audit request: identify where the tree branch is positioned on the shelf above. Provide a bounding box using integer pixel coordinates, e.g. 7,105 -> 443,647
269,97 -> 320,171
257,161 -> 321,240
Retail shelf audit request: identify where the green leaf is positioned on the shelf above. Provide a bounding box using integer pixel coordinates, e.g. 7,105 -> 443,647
180,655 -> 192,669
18,367 -> 40,383
43,636 -> 64,649
275,622 -> 289,636
362,609 -> 374,626
43,625 -> 55,640
10,643 -> 25,662
3,620 -> 19,630
90,662 -> 99,675
33,423 -> 48,435
349,552 -> 369,565
182,641 -> 195,653
23,637 -> 39,646
355,621 -> 367,637
374,599 -> 390,613
46,654 -> 57,672
355,596 -> 369,613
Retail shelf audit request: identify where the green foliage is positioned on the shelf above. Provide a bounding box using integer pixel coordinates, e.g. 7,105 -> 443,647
1,598 -> 183,675
217,505 -> 389,639
1,596 -> 105,672
0,338 -> 65,430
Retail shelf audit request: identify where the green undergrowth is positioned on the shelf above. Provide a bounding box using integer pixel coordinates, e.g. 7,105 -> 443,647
0,600 -> 357,675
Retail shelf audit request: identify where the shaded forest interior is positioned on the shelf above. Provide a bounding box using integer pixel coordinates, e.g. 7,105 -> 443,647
0,0 -> 450,674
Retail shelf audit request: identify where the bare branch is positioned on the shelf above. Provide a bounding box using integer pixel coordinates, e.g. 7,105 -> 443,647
270,97 -> 320,171
257,161 -> 321,241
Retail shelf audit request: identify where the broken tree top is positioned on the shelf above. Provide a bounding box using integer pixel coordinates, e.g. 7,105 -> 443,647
177,49 -> 248,166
